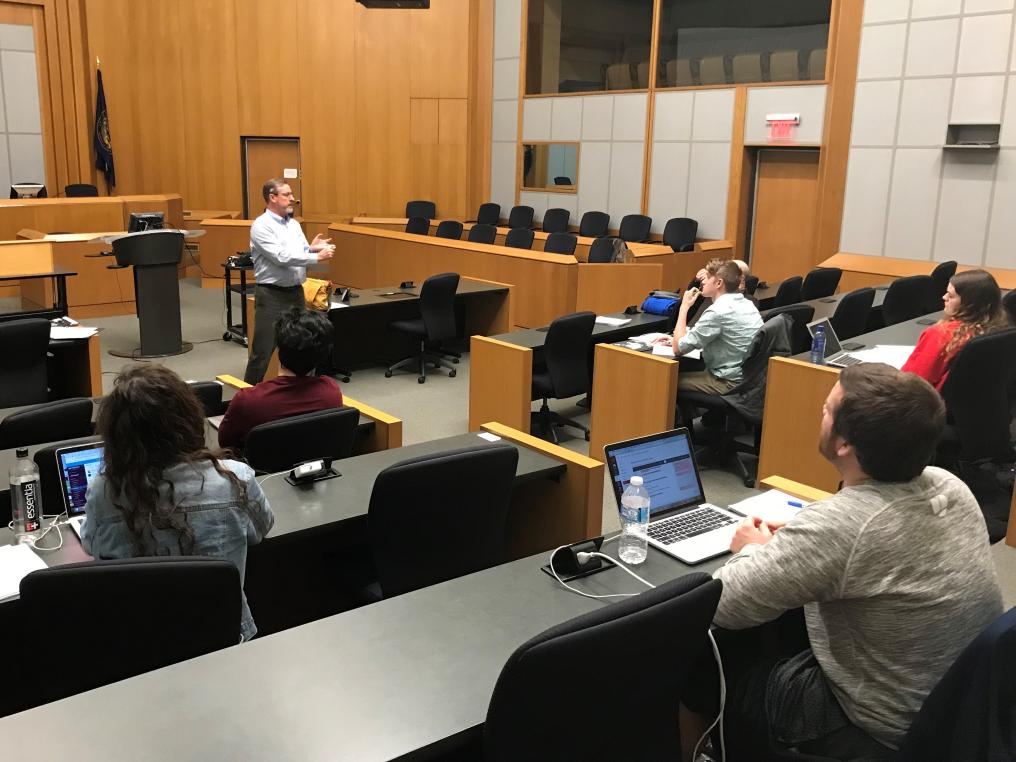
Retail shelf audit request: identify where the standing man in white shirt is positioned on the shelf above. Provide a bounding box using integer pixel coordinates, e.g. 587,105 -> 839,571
243,178 -> 335,384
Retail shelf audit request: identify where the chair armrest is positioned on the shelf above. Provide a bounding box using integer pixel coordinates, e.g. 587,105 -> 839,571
216,374 -> 252,390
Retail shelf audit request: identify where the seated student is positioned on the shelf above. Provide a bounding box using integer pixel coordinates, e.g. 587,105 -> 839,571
660,258 -> 762,394
688,364 -> 1002,759
218,307 -> 344,450
81,364 -> 275,642
901,269 -> 1005,390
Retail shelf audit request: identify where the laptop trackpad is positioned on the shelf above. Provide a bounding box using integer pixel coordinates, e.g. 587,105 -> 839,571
666,523 -> 736,564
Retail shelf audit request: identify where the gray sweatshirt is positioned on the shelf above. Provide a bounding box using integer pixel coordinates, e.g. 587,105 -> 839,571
713,466 -> 1003,748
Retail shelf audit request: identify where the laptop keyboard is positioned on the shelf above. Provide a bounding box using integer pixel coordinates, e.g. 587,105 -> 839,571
832,353 -> 863,366
648,506 -> 736,545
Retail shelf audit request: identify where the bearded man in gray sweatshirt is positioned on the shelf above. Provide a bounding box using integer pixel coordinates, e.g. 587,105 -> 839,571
701,362 -> 1003,760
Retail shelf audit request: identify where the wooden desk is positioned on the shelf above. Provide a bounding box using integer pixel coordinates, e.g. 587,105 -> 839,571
823,252 -> 1016,292
329,223 -> 664,328
49,334 -> 103,399
0,195 -> 182,241
196,218 -> 251,287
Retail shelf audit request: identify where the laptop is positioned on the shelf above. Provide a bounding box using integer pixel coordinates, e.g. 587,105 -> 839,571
604,429 -> 742,564
805,317 -> 863,367
54,442 -> 104,537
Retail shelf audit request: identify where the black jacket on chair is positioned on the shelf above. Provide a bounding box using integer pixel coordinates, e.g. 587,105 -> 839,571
723,313 -> 793,424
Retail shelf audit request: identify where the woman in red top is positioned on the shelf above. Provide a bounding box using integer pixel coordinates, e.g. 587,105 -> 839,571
901,269 -> 1004,390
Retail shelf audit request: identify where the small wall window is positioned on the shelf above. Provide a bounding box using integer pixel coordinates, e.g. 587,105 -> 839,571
522,143 -> 579,192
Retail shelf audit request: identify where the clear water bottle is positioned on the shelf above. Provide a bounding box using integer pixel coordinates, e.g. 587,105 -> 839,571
810,324 -> 826,365
619,475 -> 650,565
10,448 -> 42,543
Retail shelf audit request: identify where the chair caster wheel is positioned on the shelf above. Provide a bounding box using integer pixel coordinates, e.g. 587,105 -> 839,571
743,477 -> 756,488
341,377 -> 350,383
452,358 -> 459,364
449,370 -> 456,378
384,371 -> 393,378
222,332 -> 232,341
584,432 -> 591,441
418,377 -> 426,384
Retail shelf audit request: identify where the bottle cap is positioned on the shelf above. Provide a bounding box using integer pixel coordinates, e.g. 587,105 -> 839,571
630,476 -> 643,486
15,448 -> 28,458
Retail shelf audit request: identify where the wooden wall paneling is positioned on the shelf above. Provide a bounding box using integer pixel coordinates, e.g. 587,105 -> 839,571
574,262 -> 663,315
437,98 -> 468,219
750,150 -> 821,283
467,0 -> 494,217
410,97 -> 440,215
410,0 -> 469,100
724,87 -> 748,255
63,0 -> 93,183
234,0 -> 300,136
31,2 -> 60,194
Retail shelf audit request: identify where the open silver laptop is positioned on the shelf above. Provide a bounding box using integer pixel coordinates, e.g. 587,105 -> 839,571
806,317 -> 863,367
604,429 -> 742,564
53,442 -> 104,538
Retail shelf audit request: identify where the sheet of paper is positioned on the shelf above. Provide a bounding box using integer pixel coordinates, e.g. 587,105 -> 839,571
846,344 -> 915,370
0,543 -> 47,602
728,489 -> 807,525
651,343 -> 675,357
595,316 -> 630,327
632,332 -> 669,343
207,415 -> 224,430
49,326 -> 98,340
682,348 -> 702,360
329,301 -> 349,309
477,432 -> 501,442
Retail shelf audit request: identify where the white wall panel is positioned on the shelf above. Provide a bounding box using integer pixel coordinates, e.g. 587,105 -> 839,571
577,141 -> 611,216
849,81 -> 901,146
550,97 -> 582,141
548,191 -> 578,224
0,136 -> 11,196
933,153 -> 995,260
491,100 -> 517,142
490,142 -> 517,213
744,85 -> 828,144
7,133 -> 43,184
957,14 -> 1012,74
519,191 -> 549,222
493,0 -> 522,60
984,150 -> 1016,266
856,23 -> 908,79
686,142 -> 730,239
912,0 -> 963,18
691,89 -> 735,141
581,95 -> 614,141
522,98 -> 552,141
999,76 -> 1016,145
897,78 -> 953,145
0,24 -> 32,52
492,58 -> 519,101
648,141 -> 690,233
950,75 -> 1005,122
884,149 -> 943,260
966,0 -> 1014,10
865,0 -> 911,23
840,148 -> 893,254
905,19 -> 960,77
653,91 -> 693,142
611,94 -> 648,142
1,51 -> 39,133
606,141 -> 644,222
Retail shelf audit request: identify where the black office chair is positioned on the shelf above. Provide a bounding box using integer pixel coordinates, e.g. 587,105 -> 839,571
0,398 -> 93,450
829,287 -> 876,341
544,232 -> 577,255
772,275 -> 804,308
435,220 -> 463,240
188,381 -> 224,417
744,274 -> 760,296
18,557 -> 240,709
0,318 -> 50,408
244,406 -> 360,473
405,216 -> 430,235
10,182 -> 46,198
587,236 -> 617,263
1004,289 -> 1016,326
475,202 -> 501,226
541,207 -> 570,234
760,303 -> 815,355
800,267 -> 842,300
882,275 -> 936,327
553,176 -> 572,185
484,574 -> 722,762
662,217 -> 698,252
618,214 -> 652,243
578,210 -> 610,238
531,311 -> 595,443
405,200 -> 436,219
507,205 -> 534,229
504,227 -> 535,250
385,272 -> 460,383
467,224 -> 497,245
929,260 -> 958,312
365,444 -> 518,599
64,183 -> 99,197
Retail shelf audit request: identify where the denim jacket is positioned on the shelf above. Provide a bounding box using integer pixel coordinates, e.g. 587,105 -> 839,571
80,459 -> 274,641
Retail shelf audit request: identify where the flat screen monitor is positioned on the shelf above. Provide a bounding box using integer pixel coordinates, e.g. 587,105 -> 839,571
128,212 -> 165,232
12,183 -> 44,198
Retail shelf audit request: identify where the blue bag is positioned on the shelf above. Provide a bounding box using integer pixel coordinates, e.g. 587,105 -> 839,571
640,294 -> 680,317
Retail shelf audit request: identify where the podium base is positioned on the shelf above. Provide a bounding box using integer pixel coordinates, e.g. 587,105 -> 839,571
109,341 -> 194,360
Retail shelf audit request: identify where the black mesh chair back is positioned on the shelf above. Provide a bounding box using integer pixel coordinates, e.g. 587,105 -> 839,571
0,318 -> 50,408
405,216 -> 430,235
883,275 -> 936,326
618,213 -> 652,242
542,207 -> 570,234
476,202 -> 501,226
772,275 -> 804,308
760,304 -> 815,355
544,232 -> 577,255
505,227 -> 535,249
419,271 -> 460,341
368,444 -> 518,597
830,287 -> 875,340
800,267 -> 842,300
1004,289 -> 1016,326
587,236 -> 617,263
484,574 -> 722,761
467,224 -> 497,245
20,557 -> 240,708
930,260 -> 958,309
64,183 -> 98,197
941,329 -> 1016,463
578,211 -> 610,238
10,183 -> 46,198
507,205 -> 534,229
244,406 -> 360,473
744,274 -> 760,296
188,381 -> 224,417
405,200 -> 436,219
662,217 -> 698,252
544,311 -> 596,398
435,220 -> 463,240
0,398 -> 93,450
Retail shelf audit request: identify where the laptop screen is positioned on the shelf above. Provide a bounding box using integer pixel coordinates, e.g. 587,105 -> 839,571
806,317 -> 842,357
604,429 -> 706,517
56,443 -> 104,516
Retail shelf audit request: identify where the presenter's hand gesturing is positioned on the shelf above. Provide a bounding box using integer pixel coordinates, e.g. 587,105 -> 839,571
310,234 -> 332,253
316,246 -> 335,263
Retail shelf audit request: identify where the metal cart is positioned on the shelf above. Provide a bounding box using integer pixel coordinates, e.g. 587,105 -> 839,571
222,259 -> 254,347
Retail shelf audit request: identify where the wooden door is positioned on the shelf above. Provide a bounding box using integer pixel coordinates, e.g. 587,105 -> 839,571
748,149 -> 820,284
243,138 -> 301,218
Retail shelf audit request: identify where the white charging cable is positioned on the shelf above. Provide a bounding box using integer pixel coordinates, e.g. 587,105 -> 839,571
256,470 -> 289,488
692,629 -> 726,762
7,513 -> 66,552
547,543 -> 651,600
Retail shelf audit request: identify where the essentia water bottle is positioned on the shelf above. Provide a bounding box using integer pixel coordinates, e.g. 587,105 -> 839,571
618,476 -> 650,564
10,448 -> 42,543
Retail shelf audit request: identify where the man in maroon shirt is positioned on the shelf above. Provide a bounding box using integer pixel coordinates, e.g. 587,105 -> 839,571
218,307 -> 344,451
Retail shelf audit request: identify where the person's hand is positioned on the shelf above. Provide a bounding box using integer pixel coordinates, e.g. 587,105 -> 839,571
730,515 -> 773,553
764,519 -> 787,533
680,287 -> 700,312
652,335 -> 672,346
310,234 -> 332,253
316,246 -> 334,263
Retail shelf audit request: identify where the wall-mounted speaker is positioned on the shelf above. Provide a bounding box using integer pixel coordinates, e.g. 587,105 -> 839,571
356,0 -> 430,7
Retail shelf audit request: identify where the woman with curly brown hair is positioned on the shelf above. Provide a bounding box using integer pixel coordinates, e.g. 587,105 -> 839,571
902,269 -> 1006,390
80,364 -> 274,641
